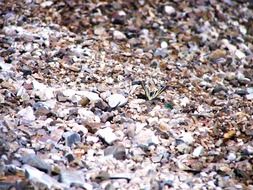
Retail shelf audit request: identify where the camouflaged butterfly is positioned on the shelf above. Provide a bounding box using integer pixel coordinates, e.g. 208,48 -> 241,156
140,81 -> 167,101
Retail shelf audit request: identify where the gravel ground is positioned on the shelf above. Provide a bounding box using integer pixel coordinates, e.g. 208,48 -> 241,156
1,0 -> 253,189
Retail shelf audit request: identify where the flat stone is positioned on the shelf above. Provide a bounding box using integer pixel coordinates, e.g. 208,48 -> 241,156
62,90 -> 100,102
164,5 -> 175,15
32,80 -> 54,100
179,132 -> 194,145
147,117 -> 159,126
60,170 -> 86,188
227,152 -> 236,161
107,93 -> 127,108
34,106 -> 51,117
56,91 -> 68,102
134,128 -> 159,147
177,143 -> 191,154
110,172 -> 133,182
154,48 -> 168,58
75,91 -> 101,102
95,100 -> 109,111
62,131 -> 81,147
101,112 -> 114,123
40,1 -> 53,8
235,49 -> 246,59
78,108 -> 96,121
18,148 -> 35,155
0,58 -> 12,72
246,93 -> 253,100
192,146 -> 204,157
17,106 -> 35,121
21,154 -> 51,173
0,94 -> 4,103
113,30 -> 127,40
104,144 -> 126,160
96,127 -> 118,144
23,165 -> 64,189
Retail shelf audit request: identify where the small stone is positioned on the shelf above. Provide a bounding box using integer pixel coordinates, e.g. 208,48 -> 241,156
78,109 -> 97,122
147,117 -> 159,126
71,123 -> 88,134
79,96 -> 90,107
86,135 -> 99,143
62,90 -> 100,102
246,145 -> 253,155
107,94 -> 127,108
160,180 -> 173,188
96,127 -> 118,144
161,41 -> 168,49
126,124 -> 136,138
151,154 -> 163,163
209,49 -> 226,61
134,128 -> 159,147
34,105 -> 51,117
17,86 -> 30,102
21,154 -> 51,173
111,11 -> 126,25
150,60 -> 159,68
227,152 -> 236,161
40,1 -> 53,8
164,5 -> 175,15
225,72 -> 236,81
159,122 -> 171,133
0,58 -> 12,72
33,80 -> 54,100
113,30 -> 127,40
110,172 -> 132,182
17,106 -> 35,121
211,85 -> 227,94
0,94 -> 5,103
60,170 -> 85,188
68,65 -> 81,72
0,138 -> 9,155
101,112 -> 114,123
247,87 -> 253,94
192,146 -> 204,157
176,143 -> 191,154
223,130 -> 236,139
23,165 -> 64,189
77,91 -> 100,102
1,81 -> 15,90
19,148 -> 35,155
154,48 -> 168,58
180,97 -> 190,107
56,92 -> 68,102
104,144 -> 126,160
95,100 -> 109,111
93,171 -> 110,183
237,72 -> 250,84
246,93 -> 253,100
235,49 -> 246,59
94,26 -> 106,36
65,152 -> 75,163
21,65 -> 32,77
235,89 -> 248,96
61,89 -> 76,97
180,132 -> 194,145
63,131 -> 81,147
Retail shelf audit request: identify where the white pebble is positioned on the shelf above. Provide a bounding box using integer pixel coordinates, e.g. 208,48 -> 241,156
164,6 -> 175,15
192,146 -> 204,157
107,94 -> 127,108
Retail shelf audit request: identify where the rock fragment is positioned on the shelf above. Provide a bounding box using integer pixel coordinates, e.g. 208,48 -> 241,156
96,127 -> 118,144
107,94 -> 127,108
